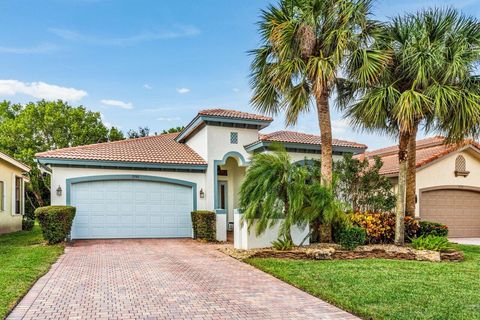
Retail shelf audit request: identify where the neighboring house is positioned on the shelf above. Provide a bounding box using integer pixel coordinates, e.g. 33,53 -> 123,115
36,109 -> 366,241
0,152 -> 30,234
360,137 -> 480,237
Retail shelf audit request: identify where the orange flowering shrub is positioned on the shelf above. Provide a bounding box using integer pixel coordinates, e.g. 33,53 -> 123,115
349,212 -> 420,244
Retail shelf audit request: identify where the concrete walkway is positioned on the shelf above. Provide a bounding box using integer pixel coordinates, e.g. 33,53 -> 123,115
450,238 -> 480,245
8,239 -> 357,320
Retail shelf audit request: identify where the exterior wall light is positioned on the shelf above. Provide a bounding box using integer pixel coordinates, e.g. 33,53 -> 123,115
199,188 -> 205,198
56,186 -> 62,197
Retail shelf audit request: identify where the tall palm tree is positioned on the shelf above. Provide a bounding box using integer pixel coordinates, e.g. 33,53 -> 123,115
342,8 -> 480,244
250,0 -> 384,186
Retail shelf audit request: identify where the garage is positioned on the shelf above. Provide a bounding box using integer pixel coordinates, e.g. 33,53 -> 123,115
420,187 -> 480,237
70,177 -> 194,239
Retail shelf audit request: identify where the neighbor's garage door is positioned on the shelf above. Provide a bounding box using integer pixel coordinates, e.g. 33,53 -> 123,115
420,188 -> 480,237
71,179 -> 193,239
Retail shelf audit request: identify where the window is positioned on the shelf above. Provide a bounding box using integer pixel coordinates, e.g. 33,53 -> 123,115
454,155 -> 469,177
15,176 -> 22,214
0,181 -> 4,211
230,132 -> 238,144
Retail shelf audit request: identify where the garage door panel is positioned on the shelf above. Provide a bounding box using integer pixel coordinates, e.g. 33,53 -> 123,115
420,188 -> 480,237
71,179 -> 193,239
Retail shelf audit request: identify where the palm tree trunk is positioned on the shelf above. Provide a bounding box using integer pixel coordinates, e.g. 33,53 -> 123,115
395,131 -> 410,245
405,123 -> 418,217
316,90 -> 333,186
315,87 -> 333,243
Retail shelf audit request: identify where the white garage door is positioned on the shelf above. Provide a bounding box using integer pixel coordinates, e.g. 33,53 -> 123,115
70,179 -> 193,239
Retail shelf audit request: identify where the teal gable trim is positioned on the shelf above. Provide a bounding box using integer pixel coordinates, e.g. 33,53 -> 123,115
213,151 -> 250,214
66,174 -> 197,210
37,158 -> 207,172
244,141 -> 366,155
176,114 -> 272,142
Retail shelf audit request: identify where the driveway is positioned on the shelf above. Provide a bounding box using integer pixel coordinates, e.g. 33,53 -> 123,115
8,239 -> 356,320
450,238 -> 480,245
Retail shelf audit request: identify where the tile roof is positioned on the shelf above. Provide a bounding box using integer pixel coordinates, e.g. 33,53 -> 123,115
198,109 -> 273,122
36,133 -> 207,165
358,136 -> 480,176
249,130 -> 367,149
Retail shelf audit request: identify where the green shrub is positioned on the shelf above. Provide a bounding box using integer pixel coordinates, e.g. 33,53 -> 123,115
35,206 -> 76,244
336,226 -> 366,250
411,235 -> 451,251
349,212 -> 420,243
22,217 -> 35,231
418,220 -> 449,237
191,210 -> 216,241
272,237 -> 294,250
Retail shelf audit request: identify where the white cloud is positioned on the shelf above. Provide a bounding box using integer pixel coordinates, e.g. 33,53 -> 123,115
100,99 -> 133,109
49,25 -> 200,46
332,118 -> 350,134
143,84 -> 152,89
157,117 -> 181,122
0,80 -> 87,101
176,88 -> 190,94
0,43 -> 57,54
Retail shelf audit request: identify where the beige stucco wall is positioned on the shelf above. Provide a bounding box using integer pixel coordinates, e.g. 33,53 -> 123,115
0,160 -> 25,234
389,148 -> 480,217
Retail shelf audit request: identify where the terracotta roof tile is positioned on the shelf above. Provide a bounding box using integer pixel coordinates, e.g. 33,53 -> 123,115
36,133 -> 207,165
198,109 -> 273,122
250,130 -> 367,149
359,136 -> 480,175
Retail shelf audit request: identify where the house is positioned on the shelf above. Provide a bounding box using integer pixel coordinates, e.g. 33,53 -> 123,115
360,136 -> 480,237
0,152 -> 30,234
36,108 -> 366,241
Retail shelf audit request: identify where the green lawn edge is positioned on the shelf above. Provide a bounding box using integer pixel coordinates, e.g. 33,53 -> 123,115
246,244 -> 480,320
0,225 -> 64,319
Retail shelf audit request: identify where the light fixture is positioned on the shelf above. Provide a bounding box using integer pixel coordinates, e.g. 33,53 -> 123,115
199,188 -> 205,198
56,186 -> 62,197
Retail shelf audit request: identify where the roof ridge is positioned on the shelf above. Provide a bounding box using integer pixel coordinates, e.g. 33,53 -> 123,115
36,133 -> 179,157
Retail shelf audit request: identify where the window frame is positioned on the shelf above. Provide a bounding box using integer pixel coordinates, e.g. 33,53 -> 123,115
230,132 -> 238,144
0,181 -> 4,212
13,175 -> 23,215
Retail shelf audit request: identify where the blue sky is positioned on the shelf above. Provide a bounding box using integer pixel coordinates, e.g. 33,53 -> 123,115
0,0 -> 478,149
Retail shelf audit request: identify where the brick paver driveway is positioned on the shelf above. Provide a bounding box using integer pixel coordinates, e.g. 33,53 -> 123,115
9,239 -> 356,320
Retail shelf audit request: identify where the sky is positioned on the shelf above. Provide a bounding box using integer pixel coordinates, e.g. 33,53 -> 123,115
0,0 -> 478,150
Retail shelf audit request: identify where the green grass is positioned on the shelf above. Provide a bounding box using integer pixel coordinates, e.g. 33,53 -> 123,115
0,225 -> 64,318
247,244 -> 480,320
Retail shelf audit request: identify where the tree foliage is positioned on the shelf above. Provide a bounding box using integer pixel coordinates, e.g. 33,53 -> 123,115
0,100 -> 124,211
127,126 -> 150,138
161,126 -> 185,134
239,146 -> 344,241
334,154 -> 396,212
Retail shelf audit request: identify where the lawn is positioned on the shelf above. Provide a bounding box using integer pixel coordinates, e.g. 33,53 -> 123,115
247,244 -> 480,320
0,225 -> 64,318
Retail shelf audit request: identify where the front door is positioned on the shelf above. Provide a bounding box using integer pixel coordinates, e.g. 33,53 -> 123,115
217,181 -> 228,214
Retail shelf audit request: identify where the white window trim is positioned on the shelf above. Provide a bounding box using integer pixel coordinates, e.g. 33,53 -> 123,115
12,174 -> 24,216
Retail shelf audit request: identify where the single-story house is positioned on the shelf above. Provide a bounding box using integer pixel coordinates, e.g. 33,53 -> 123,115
360,136 -> 480,237
36,108 -> 366,243
0,152 -> 30,234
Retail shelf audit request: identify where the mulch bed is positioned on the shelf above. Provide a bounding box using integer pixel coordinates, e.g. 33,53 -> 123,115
219,243 -> 464,262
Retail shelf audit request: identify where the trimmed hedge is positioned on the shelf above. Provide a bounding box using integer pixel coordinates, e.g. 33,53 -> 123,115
418,220 -> 449,237
35,206 -> 76,244
336,226 -> 366,250
22,217 -> 35,231
191,210 -> 216,241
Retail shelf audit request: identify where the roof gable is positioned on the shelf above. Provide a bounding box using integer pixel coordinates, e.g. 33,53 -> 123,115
0,152 -> 30,172
36,133 -> 207,169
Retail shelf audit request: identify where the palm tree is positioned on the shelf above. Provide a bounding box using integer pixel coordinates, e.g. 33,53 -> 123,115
250,0 -> 384,186
342,8 -> 480,244
239,147 -> 342,242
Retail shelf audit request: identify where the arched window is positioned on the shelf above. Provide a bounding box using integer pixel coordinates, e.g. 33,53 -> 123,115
454,155 -> 469,177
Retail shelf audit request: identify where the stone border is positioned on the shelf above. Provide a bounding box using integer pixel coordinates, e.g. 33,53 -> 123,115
219,244 -> 464,262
